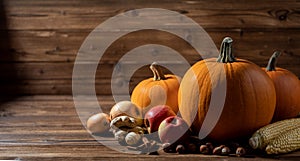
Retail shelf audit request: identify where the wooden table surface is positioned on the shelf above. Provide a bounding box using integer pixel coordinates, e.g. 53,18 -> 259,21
0,95 -> 299,161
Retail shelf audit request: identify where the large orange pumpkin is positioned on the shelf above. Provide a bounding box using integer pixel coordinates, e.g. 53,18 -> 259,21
178,37 -> 276,142
263,51 -> 300,121
131,62 -> 181,115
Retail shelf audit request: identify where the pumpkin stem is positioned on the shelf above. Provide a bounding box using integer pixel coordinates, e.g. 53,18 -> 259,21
150,62 -> 166,81
217,37 -> 236,63
266,51 -> 281,71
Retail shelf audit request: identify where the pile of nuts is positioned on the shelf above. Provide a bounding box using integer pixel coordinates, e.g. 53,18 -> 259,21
87,101 -> 255,157
111,126 -> 254,157
159,138 -> 253,157
137,135 -> 254,157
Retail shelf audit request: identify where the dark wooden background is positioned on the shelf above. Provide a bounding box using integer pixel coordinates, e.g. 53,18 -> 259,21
1,0 -> 300,96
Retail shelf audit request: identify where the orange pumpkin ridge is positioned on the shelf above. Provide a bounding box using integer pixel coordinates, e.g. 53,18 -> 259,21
264,51 -> 300,122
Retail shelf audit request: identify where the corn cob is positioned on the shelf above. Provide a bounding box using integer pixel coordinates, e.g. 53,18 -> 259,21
265,127 -> 300,154
249,118 -> 300,150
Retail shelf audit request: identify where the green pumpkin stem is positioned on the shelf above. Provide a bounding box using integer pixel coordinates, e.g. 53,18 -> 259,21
266,51 -> 281,71
150,62 -> 166,81
217,37 -> 236,63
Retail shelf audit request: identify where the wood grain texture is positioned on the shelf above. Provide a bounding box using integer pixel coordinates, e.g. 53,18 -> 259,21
0,0 -> 300,95
1,29 -> 300,63
3,0 -> 300,30
0,95 -> 299,160
2,65 -> 300,96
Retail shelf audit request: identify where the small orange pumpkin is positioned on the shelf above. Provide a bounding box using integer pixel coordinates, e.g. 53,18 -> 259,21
263,51 -> 300,121
131,62 -> 181,115
178,37 -> 276,142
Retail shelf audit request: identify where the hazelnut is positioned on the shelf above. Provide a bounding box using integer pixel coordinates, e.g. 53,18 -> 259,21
176,144 -> 185,154
162,143 -> 173,153
221,146 -> 231,155
236,147 -> 246,157
199,145 -> 210,154
212,146 -> 222,155
205,142 -> 214,153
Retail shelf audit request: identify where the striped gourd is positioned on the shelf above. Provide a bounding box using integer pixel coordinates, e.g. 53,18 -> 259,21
265,127 -> 300,154
249,118 -> 300,150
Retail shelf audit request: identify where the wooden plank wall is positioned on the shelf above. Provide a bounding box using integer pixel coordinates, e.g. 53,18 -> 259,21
0,0 -> 300,96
